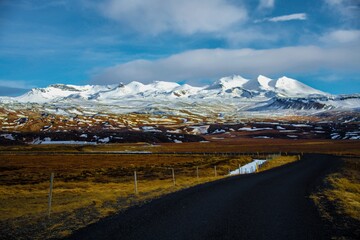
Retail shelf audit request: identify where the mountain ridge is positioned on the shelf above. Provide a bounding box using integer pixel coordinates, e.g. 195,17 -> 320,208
1,75 -> 359,143
3,75 -> 330,103
0,75 -> 358,117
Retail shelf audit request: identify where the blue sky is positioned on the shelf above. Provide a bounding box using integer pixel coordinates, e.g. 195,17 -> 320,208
0,0 -> 359,96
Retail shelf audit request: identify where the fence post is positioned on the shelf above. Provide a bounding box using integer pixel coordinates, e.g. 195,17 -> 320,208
239,164 -> 241,175
196,166 -> 199,180
172,168 -> 176,186
48,172 -> 54,217
134,171 -> 138,195
214,166 -> 217,177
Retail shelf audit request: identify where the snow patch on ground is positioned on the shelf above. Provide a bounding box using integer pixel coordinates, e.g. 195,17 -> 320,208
0,134 -> 15,140
229,159 -> 267,175
190,125 -> 209,134
331,133 -> 341,139
292,124 -> 312,127
98,137 -> 110,143
38,140 -> 97,145
238,127 -> 272,131
212,129 -> 226,134
287,135 -> 298,138
280,130 -> 297,132
141,126 -> 162,132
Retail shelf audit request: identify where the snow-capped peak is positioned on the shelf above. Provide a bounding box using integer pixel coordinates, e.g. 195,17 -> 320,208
149,81 -> 180,91
242,75 -> 274,92
257,75 -> 274,90
274,76 -> 326,97
124,81 -> 147,92
207,75 -> 249,90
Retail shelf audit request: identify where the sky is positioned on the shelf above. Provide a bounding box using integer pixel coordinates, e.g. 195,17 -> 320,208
0,0 -> 359,96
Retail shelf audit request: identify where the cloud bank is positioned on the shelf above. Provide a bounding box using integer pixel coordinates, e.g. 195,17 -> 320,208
93,45 -> 360,85
95,0 -> 247,35
0,80 -> 32,96
321,29 -> 360,44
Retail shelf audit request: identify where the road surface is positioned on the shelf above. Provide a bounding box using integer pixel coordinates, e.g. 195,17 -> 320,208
66,154 -> 339,240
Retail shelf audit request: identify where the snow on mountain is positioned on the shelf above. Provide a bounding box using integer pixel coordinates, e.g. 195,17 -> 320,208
206,75 -> 248,90
274,76 -> 326,97
16,84 -> 116,103
3,74 -> 358,115
16,85 -> 76,103
241,75 -> 272,92
172,84 -> 203,97
13,75 -> 328,103
150,81 -> 180,91
126,81 -> 149,93
257,75 -> 274,90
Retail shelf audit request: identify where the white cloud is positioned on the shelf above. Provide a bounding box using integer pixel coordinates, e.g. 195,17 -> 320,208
266,13 -> 307,22
258,0 -> 275,9
321,29 -> 360,44
92,45 -> 360,84
255,13 -> 307,23
94,0 -> 247,35
324,0 -> 360,21
224,29 -> 278,46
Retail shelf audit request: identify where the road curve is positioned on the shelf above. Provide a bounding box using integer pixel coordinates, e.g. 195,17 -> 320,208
66,154 -> 340,240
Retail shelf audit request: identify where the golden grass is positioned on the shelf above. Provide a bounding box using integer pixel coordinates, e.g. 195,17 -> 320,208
311,157 -> 360,239
315,158 -> 360,220
0,175 -> 222,221
1,139 -> 360,155
0,153 -> 255,239
258,155 -> 299,172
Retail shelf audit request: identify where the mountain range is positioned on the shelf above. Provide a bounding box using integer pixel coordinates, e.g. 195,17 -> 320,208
3,75 -> 328,102
1,75 -> 359,115
1,75 -> 359,143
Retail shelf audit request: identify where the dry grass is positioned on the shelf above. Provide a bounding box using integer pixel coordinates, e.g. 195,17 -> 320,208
1,139 -> 360,155
0,177 -> 217,220
258,155 -> 300,172
0,153 -> 256,239
311,157 -> 360,239
0,149 -> 346,239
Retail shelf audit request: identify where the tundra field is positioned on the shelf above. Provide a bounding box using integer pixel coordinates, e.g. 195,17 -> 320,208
0,139 -> 359,239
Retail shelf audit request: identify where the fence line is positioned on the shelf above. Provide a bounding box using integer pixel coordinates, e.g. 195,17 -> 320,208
39,153 -> 300,216
172,168 -> 176,186
134,171 -> 138,194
